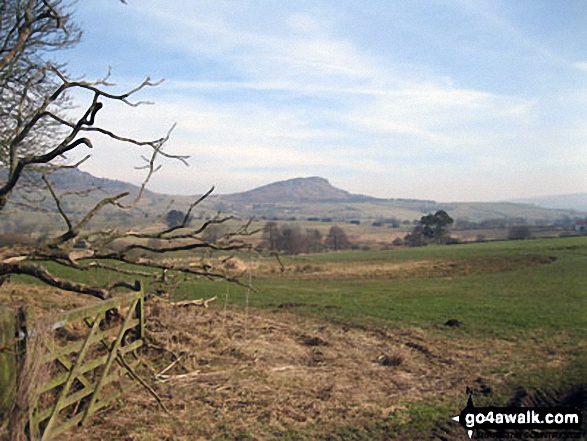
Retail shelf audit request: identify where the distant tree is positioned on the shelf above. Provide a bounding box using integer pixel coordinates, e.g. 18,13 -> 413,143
420,210 -> 454,244
305,229 -> 323,253
165,210 -> 185,228
262,221 -> 280,251
508,225 -> 531,240
404,210 -> 454,246
403,225 -> 426,247
201,224 -> 226,243
325,225 -> 352,251
262,223 -> 325,254
277,224 -> 306,255
392,237 -> 404,247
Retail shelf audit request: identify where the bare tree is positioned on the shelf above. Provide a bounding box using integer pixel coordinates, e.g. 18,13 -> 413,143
1,0 -> 80,184
0,0 -> 254,299
325,226 -> 352,251
262,221 -> 280,251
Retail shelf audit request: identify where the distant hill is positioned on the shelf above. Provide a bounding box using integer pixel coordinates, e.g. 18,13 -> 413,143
47,168 -> 155,198
2,168 -> 198,234
511,193 -> 587,213
3,170 -> 585,232
218,176 -> 584,223
223,177 -> 376,203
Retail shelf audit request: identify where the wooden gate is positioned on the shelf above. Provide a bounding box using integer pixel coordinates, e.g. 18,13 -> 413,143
22,289 -> 145,440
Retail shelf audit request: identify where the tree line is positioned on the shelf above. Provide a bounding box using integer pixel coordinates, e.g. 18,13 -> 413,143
261,222 -> 352,254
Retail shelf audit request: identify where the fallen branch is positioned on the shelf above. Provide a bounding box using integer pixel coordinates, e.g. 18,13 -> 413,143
156,370 -> 201,383
173,296 -> 217,308
1,262 -> 109,299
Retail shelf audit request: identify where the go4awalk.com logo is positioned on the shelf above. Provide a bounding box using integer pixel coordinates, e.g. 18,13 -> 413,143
451,389 -> 583,439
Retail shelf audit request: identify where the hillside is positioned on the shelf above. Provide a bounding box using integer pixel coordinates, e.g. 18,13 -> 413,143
1,168 -> 202,235
48,168 -> 156,198
2,172 -> 585,237
511,193 -> 587,212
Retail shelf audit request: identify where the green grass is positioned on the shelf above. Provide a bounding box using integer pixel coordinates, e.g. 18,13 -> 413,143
22,236 -> 586,338
177,237 -> 587,339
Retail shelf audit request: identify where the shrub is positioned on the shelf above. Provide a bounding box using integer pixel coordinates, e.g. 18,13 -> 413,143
508,225 -> 531,240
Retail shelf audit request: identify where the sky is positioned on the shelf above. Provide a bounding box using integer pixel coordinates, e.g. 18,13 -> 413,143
59,0 -> 587,202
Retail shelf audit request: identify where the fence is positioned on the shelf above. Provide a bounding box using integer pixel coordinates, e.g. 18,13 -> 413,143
1,288 -> 145,440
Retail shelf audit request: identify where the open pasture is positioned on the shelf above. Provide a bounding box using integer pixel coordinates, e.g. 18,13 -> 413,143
174,237 -> 587,337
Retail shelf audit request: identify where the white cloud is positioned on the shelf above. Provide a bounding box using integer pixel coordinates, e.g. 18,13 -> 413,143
69,1 -> 587,201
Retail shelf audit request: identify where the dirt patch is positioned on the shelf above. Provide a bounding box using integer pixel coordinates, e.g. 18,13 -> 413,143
271,302 -> 341,312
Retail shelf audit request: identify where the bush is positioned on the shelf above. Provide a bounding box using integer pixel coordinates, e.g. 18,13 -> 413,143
508,225 -> 531,240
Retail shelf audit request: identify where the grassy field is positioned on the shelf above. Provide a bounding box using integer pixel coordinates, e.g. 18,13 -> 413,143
6,236 -> 587,439
171,237 -> 587,335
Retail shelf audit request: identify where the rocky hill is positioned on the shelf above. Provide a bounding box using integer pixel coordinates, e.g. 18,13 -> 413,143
222,177 -> 375,203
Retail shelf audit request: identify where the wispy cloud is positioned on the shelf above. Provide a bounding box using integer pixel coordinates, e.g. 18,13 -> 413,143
68,1 -> 587,201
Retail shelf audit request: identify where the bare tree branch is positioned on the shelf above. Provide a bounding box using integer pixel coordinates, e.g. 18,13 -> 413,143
0,261 -> 109,299
0,0 -> 256,301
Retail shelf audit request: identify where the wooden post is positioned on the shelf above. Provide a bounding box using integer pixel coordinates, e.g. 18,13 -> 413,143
0,307 -> 16,417
18,305 -> 40,440
134,282 -> 144,340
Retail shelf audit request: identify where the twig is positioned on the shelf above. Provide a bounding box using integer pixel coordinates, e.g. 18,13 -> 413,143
155,356 -> 182,379
117,353 -> 169,413
156,370 -> 201,383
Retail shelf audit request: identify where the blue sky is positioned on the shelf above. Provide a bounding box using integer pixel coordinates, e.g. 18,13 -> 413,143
61,0 -> 587,201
